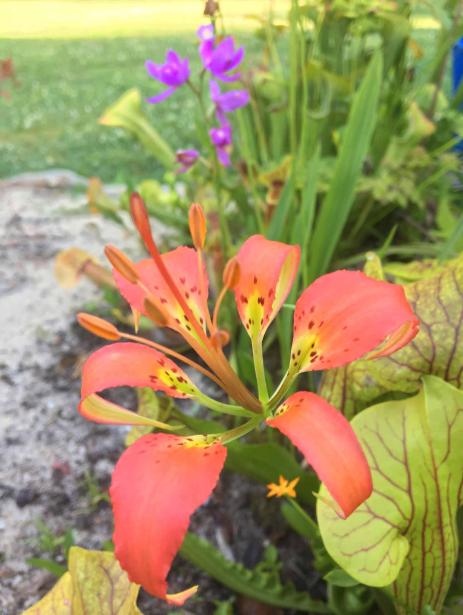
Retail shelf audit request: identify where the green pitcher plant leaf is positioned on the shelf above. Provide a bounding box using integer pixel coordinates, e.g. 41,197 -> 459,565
99,88 -> 174,169
319,253 -> 463,417
317,376 -> 463,615
23,547 -> 142,615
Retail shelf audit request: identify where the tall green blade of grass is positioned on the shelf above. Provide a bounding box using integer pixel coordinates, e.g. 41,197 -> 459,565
277,148 -> 321,367
305,51 -> 383,282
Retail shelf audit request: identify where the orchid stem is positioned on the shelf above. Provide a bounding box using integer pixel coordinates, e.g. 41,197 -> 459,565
195,391 -> 255,419
252,337 -> 269,406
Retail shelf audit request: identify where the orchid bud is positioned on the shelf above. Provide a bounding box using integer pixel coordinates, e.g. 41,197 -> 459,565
104,245 -> 139,284
77,313 -> 120,341
223,258 -> 240,289
188,203 -> 207,250
144,296 -> 168,327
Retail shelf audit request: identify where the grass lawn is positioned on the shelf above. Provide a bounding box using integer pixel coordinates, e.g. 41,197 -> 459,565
0,1 -> 444,182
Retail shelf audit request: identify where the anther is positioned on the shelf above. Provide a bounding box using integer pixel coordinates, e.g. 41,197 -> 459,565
222,258 -> 240,289
104,245 -> 139,284
77,313 -> 120,340
188,203 -> 207,250
144,296 -> 169,327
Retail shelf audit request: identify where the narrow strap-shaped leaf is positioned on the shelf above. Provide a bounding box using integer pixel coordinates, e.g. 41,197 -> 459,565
267,170 -> 296,240
180,533 -> 331,613
305,51 -> 383,281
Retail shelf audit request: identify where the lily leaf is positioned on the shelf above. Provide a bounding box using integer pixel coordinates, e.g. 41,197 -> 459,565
319,254 -> 463,417
317,376 -> 463,615
23,547 -> 142,614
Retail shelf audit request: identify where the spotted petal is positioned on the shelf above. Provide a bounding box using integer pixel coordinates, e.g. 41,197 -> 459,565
267,392 -> 372,517
110,433 -> 227,603
234,235 -> 300,340
80,342 -> 198,425
290,270 -> 419,374
114,247 -> 209,341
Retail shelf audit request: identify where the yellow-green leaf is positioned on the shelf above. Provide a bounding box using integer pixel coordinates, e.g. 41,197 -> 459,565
22,547 -> 142,615
319,254 -> 463,417
23,572 -> 74,614
69,547 -> 141,614
317,376 -> 463,615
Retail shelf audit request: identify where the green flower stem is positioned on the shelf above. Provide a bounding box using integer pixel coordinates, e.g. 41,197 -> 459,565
268,369 -> 297,411
219,416 -> 262,445
252,336 -> 269,406
195,391 -> 256,419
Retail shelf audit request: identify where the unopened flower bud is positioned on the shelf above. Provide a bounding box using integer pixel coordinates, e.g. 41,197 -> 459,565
211,329 -> 230,348
144,296 -> 168,327
204,0 -> 219,17
188,203 -> 207,250
77,313 -> 120,340
223,258 -> 240,289
130,192 -> 152,244
104,245 -> 139,284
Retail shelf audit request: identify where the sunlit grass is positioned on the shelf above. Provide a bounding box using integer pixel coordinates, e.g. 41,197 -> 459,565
0,1 -> 443,182
0,0 -> 289,38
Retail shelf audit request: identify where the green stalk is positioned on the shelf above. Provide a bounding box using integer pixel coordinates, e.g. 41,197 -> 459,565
219,416 -> 262,445
252,337 -> 269,406
268,369 -> 297,411
195,391 -> 256,419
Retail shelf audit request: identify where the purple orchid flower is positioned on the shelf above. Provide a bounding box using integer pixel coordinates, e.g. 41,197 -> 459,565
197,24 -> 244,82
209,122 -> 232,166
197,24 -> 215,67
145,50 -> 190,104
210,80 -> 249,122
175,148 -> 200,173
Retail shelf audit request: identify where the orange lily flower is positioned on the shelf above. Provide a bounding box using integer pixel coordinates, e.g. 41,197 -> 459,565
77,194 -> 419,604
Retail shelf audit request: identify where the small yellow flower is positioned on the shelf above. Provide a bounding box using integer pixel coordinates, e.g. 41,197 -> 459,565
266,475 -> 300,498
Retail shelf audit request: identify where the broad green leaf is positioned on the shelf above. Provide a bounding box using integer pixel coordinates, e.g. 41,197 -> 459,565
99,88 -> 174,169
324,569 -> 359,588
305,51 -> 383,281
319,254 -> 463,417
180,532 -> 331,613
226,441 -> 319,507
23,547 -> 142,615
317,376 -> 463,615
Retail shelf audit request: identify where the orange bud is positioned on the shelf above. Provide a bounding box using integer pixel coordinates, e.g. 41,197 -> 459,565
130,192 -> 152,242
77,313 -> 120,340
223,258 -> 240,289
188,203 -> 207,250
104,245 -> 139,284
144,296 -> 168,327
211,329 -> 230,349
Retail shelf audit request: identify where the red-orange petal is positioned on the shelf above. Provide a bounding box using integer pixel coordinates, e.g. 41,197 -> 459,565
114,246 -> 209,339
234,235 -> 300,340
80,342 -> 198,424
290,270 -> 419,373
267,392 -> 372,517
110,433 -> 227,603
